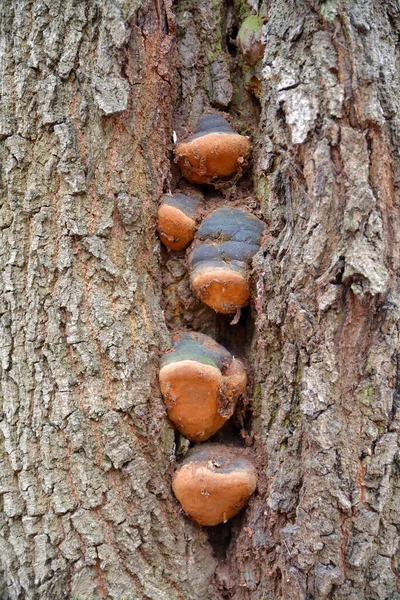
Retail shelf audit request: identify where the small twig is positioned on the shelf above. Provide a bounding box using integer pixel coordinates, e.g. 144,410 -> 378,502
230,308 -> 241,325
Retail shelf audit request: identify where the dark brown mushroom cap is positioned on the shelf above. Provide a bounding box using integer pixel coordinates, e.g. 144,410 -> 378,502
160,331 -> 232,371
159,332 -> 247,442
172,444 -> 257,526
189,114 -> 236,139
175,115 -> 251,184
157,193 -> 202,251
196,207 -> 265,244
188,208 -> 265,313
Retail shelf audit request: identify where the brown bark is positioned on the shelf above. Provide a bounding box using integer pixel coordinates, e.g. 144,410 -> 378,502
0,0 -> 399,599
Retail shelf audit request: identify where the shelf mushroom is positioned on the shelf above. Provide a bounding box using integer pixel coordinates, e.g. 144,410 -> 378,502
172,444 -> 257,526
188,207 -> 265,314
175,115 -> 251,184
159,332 -> 246,442
157,193 -> 202,251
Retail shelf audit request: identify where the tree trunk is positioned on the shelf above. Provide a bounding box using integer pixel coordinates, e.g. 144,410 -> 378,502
1,1 -> 399,599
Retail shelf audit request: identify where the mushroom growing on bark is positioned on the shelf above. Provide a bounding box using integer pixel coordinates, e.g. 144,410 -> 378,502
172,444 -> 257,526
188,207 -> 265,314
157,193 -> 202,251
159,332 -> 246,442
175,115 -> 251,184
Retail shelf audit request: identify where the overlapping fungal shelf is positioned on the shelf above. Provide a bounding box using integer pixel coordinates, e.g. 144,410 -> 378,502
159,332 -> 247,442
175,115 -> 251,184
172,445 -> 258,527
188,207 -> 265,314
157,193 -> 202,251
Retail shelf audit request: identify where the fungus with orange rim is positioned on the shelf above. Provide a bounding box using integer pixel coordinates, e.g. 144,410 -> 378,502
172,444 -> 257,526
159,332 -> 247,442
188,207 -> 265,314
157,193 -> 202,251
175,115 -> 251,184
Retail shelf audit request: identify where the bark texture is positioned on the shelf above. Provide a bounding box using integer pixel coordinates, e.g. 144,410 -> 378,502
227,2 -> 400,599
1,0 -> 400,599
0,1 -> 217,598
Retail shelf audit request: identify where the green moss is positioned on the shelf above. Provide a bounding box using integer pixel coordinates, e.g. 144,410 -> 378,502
366,352 -> 374,375
252,382 -> 262,413
176,434 -> 190,457
361,386 -> 374,405
320,0 -> 338,21
254,382 -> 262,398
238,15 -> 263,38
269,394 -> 279,421
239,126 -> 250,136
162,423 -> 176,457
234,0 -> 252,21
255,177 -> 269,209
207,40 -> 222,64
236,15 -> 263,66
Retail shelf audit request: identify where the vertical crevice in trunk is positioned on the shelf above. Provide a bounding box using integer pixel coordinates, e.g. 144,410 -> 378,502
161,0 -> 266,583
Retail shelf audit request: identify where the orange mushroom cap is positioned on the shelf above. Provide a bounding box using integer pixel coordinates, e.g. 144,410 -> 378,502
188,208 -> 265,314
175,115 -> 251,184
172,444 -> 257,526
159,332 -> 247,442
190,263 -> 250,315
157,193 -> 202,251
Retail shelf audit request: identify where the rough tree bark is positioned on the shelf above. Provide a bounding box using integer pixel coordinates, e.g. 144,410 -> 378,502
0,0 -> 399,599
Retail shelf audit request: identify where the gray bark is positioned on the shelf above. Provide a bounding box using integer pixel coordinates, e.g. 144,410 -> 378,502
1,0 -> 400,599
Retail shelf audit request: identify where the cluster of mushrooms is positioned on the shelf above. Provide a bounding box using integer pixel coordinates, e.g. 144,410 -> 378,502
158,115 -> 264,527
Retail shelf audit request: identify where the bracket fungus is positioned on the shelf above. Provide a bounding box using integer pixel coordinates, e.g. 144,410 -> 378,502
157,193 -> 202,251
159,332 -> 246,442
175,115 -> 251,184
188,207 -> 265,314
172,444 -> 257,526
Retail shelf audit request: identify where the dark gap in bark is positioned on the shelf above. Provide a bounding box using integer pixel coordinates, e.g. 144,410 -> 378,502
215,307 -> 253,357
276,101 -> 286,127
166,158 -> 182,191
215,308 -> 255,443
391,352 -> 400,421
227,26 -> 238,57
334,256 -> 346,284
203,520 -> 233,559
250,91 -> 262,120
199,183 -> 217,198
209,418 -> 245,446
164,0 -> 263,570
